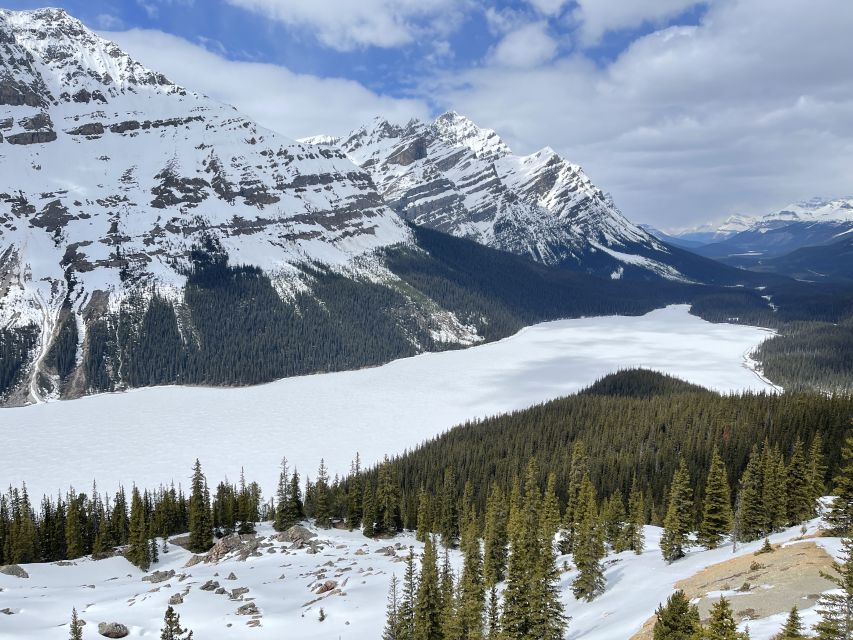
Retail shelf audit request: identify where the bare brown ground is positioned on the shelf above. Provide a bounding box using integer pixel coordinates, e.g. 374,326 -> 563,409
630,541 -> 835,640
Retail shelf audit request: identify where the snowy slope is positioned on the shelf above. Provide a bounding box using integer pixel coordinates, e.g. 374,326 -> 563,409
0,306 -> 775,501
0,8 -> 410,392
304,112 -> 724,282
0,514 -> 837,639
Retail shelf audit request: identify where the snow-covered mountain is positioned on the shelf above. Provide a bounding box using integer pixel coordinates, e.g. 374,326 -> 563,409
304,113 -> 727,282
671,197 -> 853,246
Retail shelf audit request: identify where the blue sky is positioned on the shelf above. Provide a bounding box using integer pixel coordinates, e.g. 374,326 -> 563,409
5,0 -> 853,228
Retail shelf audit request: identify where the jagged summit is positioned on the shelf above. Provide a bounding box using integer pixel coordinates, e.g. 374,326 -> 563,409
309,110 -> 699,280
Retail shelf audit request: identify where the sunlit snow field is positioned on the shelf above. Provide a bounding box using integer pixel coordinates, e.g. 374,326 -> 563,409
0,305 -> 775,498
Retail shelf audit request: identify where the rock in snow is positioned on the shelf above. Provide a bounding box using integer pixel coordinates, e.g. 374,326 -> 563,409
97,621 -> 129,638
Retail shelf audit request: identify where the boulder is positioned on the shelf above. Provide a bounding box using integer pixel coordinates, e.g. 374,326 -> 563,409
200,580 -> 220,591
279,524 -> 316,545
97,622 -> 129,638
0,565 -> 28,579
168,593 -> 183,605
230,586 -> 250,599
316,580 -> 337,594
236,602 -> 259,615
225,572 -> 237,580
142,569 -> 175,584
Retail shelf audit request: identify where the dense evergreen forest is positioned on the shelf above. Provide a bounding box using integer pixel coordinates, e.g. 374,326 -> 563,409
3,226 -> 853,400
3,371 -> 853,639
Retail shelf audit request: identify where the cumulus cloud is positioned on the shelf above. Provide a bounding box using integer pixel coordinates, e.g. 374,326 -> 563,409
105,29 -> 429,139
429,0 -> 853,227
490,22 -> 559,68
223,0 -> 465,51
572,0 -> 708,46
527,0 -> 568,17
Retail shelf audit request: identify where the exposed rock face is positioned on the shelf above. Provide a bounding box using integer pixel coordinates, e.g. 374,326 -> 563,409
0,7 -> 411,402
97,621 -> 129,638
0,564 -> 28,578
318,112 -> 689,281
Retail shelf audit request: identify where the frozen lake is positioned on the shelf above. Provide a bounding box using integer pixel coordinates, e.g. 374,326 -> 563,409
0,305 -> 775,498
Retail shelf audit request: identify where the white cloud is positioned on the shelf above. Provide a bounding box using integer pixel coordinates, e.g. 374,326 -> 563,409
572,0 -> 707,46
428,0 -> 853,227
94,13 -> 124,30
527,0 -> 568,17
224,0 -> 465,51
491,22 -> 559,69
104,29 -> 429,139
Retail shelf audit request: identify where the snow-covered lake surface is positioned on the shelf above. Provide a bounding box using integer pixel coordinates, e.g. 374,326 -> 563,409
0,305 -> 775,498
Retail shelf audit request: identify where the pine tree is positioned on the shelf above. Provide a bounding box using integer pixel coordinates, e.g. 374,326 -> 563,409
815,537 -> 853,640
187,460 -> 212,554
376,457 -> 399,535
439,547 -> 454,626
827,430 -> 853,536
572,475 -> 606,601
384,574 -> 402,640
777,606 -> 806,639
486,587 -> 499,640
314,459 -> 331,529
414,536 -> 442,640
127,487 -> 150,570
602,490 -> 626,551
160,605 -> 193,639
661,459 -> 694,563
653,590 -> 700,640
279,469 -> 303,530
624,476 -> 646,555
69,607 -> 83,640
540,473 -> 561,543
786,439 -> 812,526
699,448 -> 733,550
483,483 -> 508,586
703,597 -> 748,640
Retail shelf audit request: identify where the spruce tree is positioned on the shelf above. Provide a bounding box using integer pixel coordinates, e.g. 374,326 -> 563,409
69,607 -> 83,640
777,606 -> 806,639
624,476 -> 646,555
384,574 -> 402,640
660,459 -> 694,563
827,430 -> 853,536
483,483 -> 508,586
561,440 -> 589,554
314,459 -> 331,529
414,536 -> 442,640
347,454 -> 363,531
279,469 -> 304,530
699,448 -> 733,550
439,468 -> 458,548
808,434 -> 828,509
439,547 -> 454,624
416,488 -> 431,543
362,487 -> 376,538
703,596 -> 748,640
160,605 -> 193,639
127,487 -> 150,570
65,490 -> 85,560
736,447 -> 765,542
376,457 -> 399,535
400,548 -> 417,640
486,586 -> 499,640
187,460 -> 212,554
815,537 -> 853,639
602,490 -> 626,551
653,590 -> 700,640
786,439 -> 812,526
273,457 -> 290,532
572,475 -> 606,601
540,473 -> 561,543
454,514 -> 485,640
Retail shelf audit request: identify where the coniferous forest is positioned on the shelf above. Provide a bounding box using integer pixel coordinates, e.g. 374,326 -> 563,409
2,370 -> 852,639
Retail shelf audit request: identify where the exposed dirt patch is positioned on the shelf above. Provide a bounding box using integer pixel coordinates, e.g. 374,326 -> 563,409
631,541 -> 835,639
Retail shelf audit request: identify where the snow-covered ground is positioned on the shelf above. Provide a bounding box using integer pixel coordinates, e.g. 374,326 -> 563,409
0,305 -> 775,499
0,517 -> 837,639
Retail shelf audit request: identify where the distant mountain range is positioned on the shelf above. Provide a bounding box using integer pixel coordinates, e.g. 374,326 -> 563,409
0,8 -> 779,405
647,197 -> 853,281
